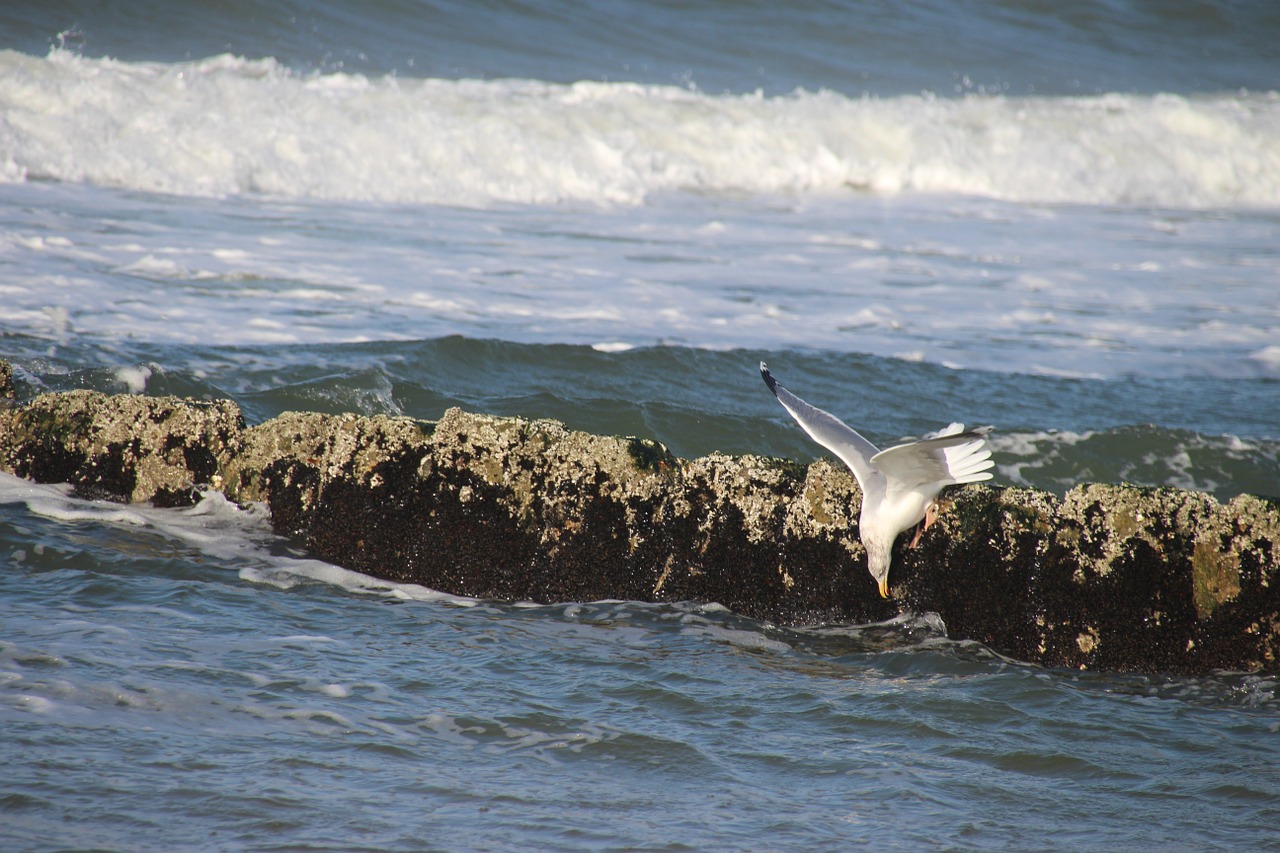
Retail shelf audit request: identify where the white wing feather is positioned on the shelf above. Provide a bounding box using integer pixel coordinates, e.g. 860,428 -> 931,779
760,363 -> 885,497
762,362 -> 994,500
869,426 -> 994,490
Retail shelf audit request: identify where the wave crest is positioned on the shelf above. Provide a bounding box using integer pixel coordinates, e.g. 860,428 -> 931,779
2,49 -> 1278,208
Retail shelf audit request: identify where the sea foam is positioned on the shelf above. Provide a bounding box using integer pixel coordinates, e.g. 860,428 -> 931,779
2,49 -> 1277,209
0,472 -> 475,606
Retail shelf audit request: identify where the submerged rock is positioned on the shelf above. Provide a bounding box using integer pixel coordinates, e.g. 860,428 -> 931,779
0,372 -> 1276,675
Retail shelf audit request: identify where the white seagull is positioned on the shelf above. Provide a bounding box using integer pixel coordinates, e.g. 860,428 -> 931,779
760,362 -> 994,598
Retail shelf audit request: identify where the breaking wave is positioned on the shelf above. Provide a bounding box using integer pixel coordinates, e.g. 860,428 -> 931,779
2,49 -> 1277,209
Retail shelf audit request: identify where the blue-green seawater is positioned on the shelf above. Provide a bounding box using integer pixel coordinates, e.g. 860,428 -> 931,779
3,481 -> 1278,851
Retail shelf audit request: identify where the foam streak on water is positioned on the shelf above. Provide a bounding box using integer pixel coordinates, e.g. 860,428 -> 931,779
2,181 -> 1278,383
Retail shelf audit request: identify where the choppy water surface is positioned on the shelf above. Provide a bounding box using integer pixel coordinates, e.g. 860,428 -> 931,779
3,476 -> 1278,851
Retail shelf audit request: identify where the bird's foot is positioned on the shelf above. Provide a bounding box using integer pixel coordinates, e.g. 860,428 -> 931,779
911,494 -> 952,548
908,500 -> 941,549
924,500 -> 940,529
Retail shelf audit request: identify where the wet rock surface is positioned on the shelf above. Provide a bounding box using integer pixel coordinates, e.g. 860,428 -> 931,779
1,375 -> 1276,675
0,390 -> 245,507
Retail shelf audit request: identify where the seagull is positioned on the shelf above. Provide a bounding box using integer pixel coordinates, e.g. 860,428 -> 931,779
760,362 -> 994,598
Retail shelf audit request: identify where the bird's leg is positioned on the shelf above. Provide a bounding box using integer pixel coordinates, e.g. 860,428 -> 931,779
908,500 -> 941,549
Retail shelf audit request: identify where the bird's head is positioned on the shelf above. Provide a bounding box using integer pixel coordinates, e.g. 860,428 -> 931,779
864,537 -> 894,599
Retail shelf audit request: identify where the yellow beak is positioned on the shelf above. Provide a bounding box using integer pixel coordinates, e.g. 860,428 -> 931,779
878,577 -> 890,598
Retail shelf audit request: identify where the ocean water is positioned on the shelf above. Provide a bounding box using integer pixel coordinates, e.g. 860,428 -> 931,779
2,1 -> 1280,849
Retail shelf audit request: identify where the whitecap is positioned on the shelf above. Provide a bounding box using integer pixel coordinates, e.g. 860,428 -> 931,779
4,50 -> 1279,209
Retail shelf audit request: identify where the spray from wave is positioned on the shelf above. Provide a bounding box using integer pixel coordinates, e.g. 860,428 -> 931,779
2,49 -> 1277,208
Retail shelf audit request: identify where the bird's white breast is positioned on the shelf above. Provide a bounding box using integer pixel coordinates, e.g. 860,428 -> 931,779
860,487 -> 933,546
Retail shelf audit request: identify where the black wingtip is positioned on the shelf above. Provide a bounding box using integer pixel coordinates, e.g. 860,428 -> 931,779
759,361 -> 778,395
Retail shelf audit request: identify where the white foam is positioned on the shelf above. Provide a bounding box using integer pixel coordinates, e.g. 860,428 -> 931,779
1250,345 -> 1280,369
241,563 -> 477,606
990,430 -> 1094,487
991,428 -> 1280,496
0,472 -> 475,607
2,49 -> 1277,209
114,365 -> 152,395
0,133 -> 1275,381
9,694 -> 57,714
3,476 -> 153,526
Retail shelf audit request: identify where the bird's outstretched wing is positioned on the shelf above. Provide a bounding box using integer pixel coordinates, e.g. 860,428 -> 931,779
760,362 -> 884,495
870,425 -> 994,492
